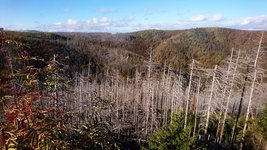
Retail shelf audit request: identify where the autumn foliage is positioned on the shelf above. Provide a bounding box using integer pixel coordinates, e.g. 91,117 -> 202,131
0,30 -> 117,150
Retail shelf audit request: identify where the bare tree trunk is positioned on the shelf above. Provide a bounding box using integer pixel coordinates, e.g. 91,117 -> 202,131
193,78 -> 201,136
122,79 -> 126,122
150,82 -> 155,131
205,65 -> 217,135
240,32 -> 263,150
116,70 -> 119,121
170,83 -> 175,124
178,68 -> 182,112
86,62 -> 91,123
161,62 -> 166,125
231,65 -> 248,148
219,49 -> 240,144
145,48 -> 153,135
134,70 -> 141,138
165,65 -> 171,124
184,59 -> 194,129
52,54 -> 60,120
78,75 -> 83,125
215,48 -> 234,143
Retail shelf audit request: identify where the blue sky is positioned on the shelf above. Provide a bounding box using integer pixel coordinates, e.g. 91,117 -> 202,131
1,0 -> 267,32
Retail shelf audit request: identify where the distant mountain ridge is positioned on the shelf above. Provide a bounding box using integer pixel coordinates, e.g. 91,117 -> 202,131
2,28 -> 267,77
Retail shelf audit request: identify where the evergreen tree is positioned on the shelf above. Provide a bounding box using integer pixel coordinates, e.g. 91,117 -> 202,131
143,114 -> 196,150
261,103 -> 267,139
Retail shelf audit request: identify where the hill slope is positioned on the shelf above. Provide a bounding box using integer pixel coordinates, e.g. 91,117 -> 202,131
2,28 -> 267,77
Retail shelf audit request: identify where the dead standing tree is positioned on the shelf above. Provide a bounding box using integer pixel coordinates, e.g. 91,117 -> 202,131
218,49 -> 240,144
240,32 -> 264,149
184,59 -> 194,129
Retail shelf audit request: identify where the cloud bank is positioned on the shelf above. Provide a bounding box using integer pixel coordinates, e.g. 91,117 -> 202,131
7,14 -> 267,33
190,15 -> 206,22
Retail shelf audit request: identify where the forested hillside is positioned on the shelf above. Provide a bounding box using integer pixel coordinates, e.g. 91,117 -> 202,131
4,28 -> 267,76
1,28 -> 267,149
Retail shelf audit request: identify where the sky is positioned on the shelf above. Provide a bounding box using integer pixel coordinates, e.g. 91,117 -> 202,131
1,0 -> 267,33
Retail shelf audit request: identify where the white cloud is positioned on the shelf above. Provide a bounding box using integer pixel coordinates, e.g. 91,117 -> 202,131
240,18 -> 251,25
212,14 -> 224,22
36,17 -> 135,32
239,15 -> 267,26
67,19 -> 77,25
5,24 -> 26,31
99,17 -> 110,26
55,22 -> 62,25
227,15 -> 267,30
27,14 -> 267,33
92,17 -> 98,24
100,17 -> 108,23
190,15 -> 206,22
33,16 -> 216,32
